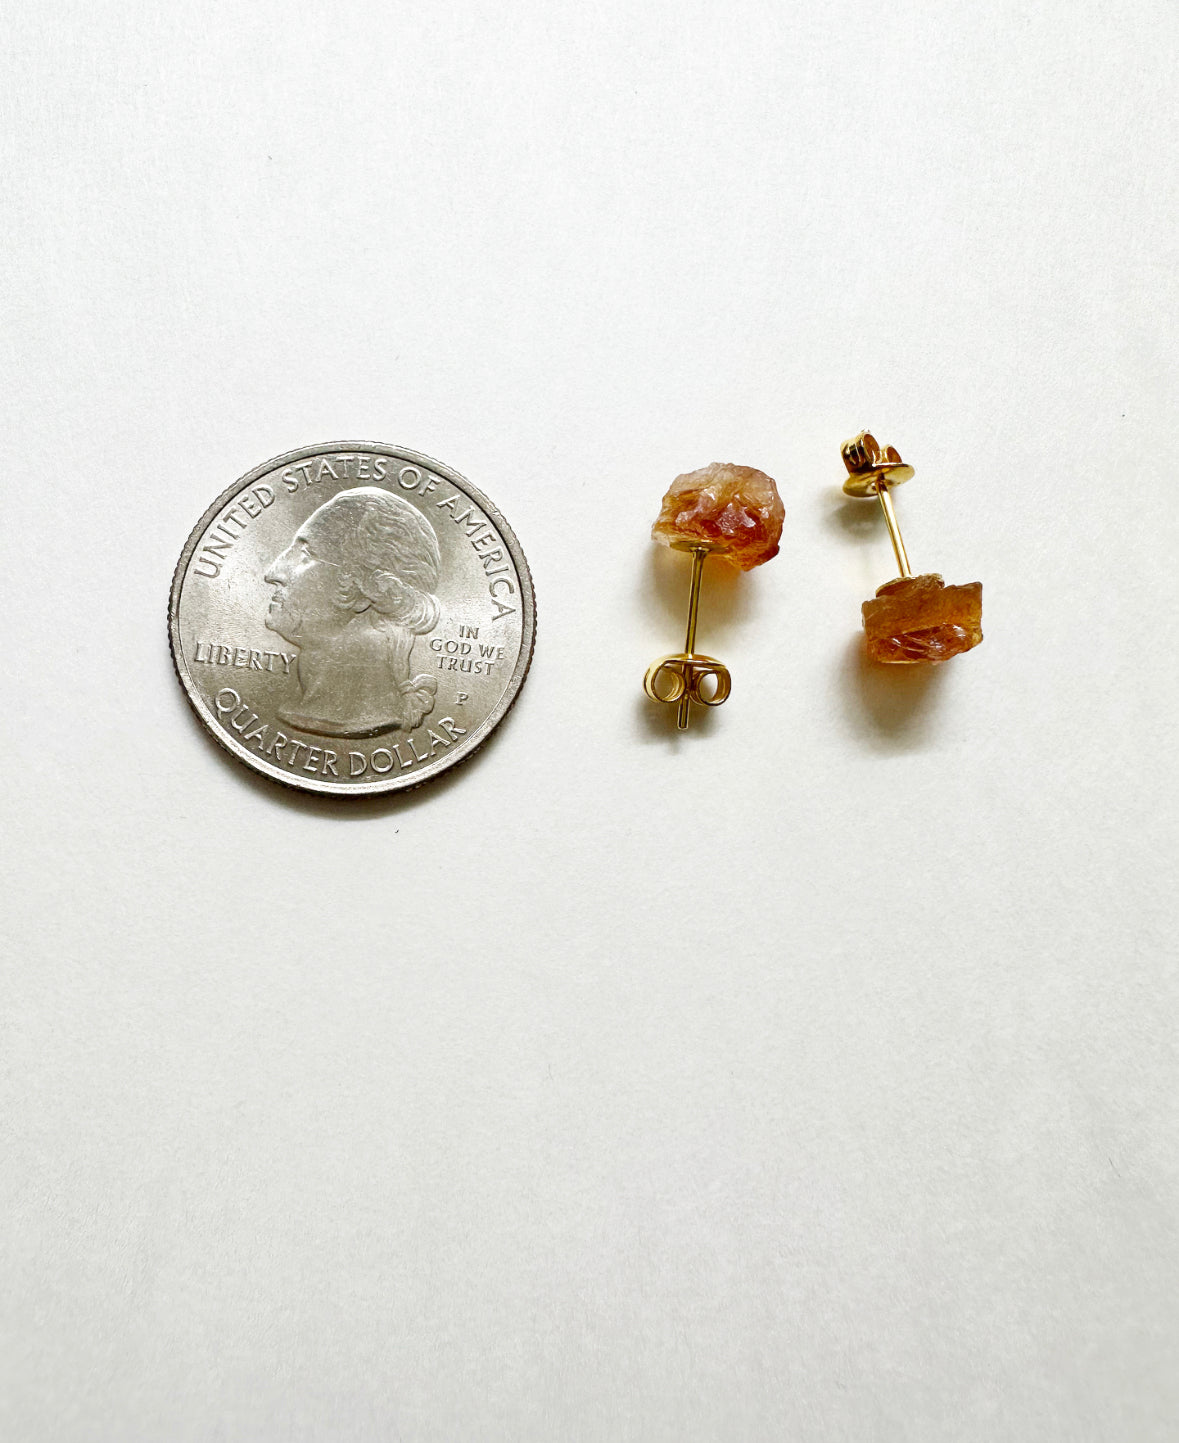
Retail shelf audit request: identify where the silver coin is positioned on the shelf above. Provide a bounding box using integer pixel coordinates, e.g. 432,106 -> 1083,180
169,442 -> 536,796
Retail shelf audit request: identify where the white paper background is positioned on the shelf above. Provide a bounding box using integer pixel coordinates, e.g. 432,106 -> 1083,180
2,3 -> 1177,1440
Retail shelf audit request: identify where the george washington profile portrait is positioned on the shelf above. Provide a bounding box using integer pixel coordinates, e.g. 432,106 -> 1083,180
263,487 -> 442,738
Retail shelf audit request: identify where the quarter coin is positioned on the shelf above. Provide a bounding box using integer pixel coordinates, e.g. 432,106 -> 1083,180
169,443 -> 535,795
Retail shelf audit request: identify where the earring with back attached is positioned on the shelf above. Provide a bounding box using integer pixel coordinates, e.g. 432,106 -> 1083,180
840,431 -> 982,664
643,462 -> 784,729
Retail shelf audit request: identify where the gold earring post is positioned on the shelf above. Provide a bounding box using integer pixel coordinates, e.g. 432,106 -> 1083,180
840,429 -> 916,580
839,429 -> 983,664
677,546 -> 707,728
643,542 -> 732,731
874,482 -> 912,579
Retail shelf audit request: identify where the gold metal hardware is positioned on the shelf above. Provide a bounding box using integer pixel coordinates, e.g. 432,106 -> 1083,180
643,544 -> 732,730
841,430 -> 915,579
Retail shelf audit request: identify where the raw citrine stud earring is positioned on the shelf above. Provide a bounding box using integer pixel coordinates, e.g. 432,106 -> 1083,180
841,431 -> 983,664
643,462 -> 784,729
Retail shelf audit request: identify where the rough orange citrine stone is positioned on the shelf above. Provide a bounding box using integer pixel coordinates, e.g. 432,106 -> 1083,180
862,573 -> 983,664
651,462 -> 784,570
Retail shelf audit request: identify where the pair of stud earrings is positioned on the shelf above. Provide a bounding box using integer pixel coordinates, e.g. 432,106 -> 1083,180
643,431 -> 984,729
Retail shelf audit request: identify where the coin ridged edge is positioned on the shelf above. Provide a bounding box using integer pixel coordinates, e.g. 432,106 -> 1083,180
168,442 -> 536,798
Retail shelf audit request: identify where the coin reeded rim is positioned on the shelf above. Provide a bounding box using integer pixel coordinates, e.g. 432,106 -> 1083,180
168,441 -> 536,797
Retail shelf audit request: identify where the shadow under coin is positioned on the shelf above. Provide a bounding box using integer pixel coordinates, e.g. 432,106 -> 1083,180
839,633 -> 948,751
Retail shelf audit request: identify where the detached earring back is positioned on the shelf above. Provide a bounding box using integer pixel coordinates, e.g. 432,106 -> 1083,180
841,432 -> 982,664
644,462 -> 784,729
